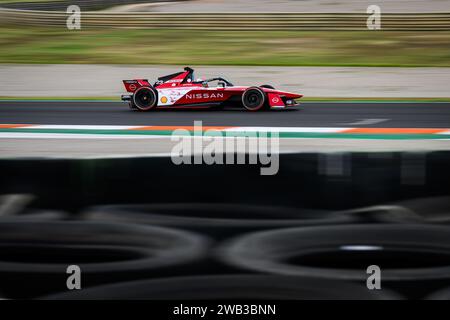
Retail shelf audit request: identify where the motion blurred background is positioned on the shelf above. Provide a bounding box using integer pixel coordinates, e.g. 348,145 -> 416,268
0,0 -> 450,301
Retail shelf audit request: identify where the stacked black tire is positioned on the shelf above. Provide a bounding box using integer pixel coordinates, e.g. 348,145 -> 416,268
0,152 -> 450,299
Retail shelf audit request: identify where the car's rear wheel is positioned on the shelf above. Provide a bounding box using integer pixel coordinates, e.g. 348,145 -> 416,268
242,87 -> 266,111
133,86 -> 158,111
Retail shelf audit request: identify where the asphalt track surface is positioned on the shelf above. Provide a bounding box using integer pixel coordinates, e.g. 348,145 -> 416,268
1,101 -> 450,128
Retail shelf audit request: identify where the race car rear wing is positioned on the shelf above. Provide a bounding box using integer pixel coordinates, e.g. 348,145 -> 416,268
122,79 -> 150,93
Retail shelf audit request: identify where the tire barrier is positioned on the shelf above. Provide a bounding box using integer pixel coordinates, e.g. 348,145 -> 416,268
84,203 -> 424,240
0,152 -> 450,299
219,224 -> 450,299
0,193 -> 67,221
83,203 -> 358,239
425,286 -> 450,300
1,9 -> 449,31
1,152 -> 450,213
335,205 -> 423,224
391,196 -> 450,224
42,274 -> 402,300
0,210 -> 67,221
0,194 -> 34,216
0,221 -> 209,298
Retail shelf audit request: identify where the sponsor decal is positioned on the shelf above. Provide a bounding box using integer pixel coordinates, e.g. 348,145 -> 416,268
129,84 -> 136,91
157,88 -> 192,105
185,93 -> 224,100
272,97 -> 279,104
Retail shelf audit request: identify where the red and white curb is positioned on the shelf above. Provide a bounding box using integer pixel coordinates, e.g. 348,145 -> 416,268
0,124 -> 450,139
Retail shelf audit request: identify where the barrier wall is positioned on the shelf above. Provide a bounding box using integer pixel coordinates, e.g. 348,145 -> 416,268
1,9 -> 449,30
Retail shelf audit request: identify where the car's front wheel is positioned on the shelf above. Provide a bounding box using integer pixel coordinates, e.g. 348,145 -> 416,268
132,86 -> 158,111
242,87 -> 266,111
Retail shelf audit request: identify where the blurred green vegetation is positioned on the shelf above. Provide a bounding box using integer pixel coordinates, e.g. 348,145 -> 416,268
0,27 -> 449,66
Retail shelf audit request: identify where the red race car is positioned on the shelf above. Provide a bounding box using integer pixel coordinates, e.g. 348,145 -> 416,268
121,67 -> 302,111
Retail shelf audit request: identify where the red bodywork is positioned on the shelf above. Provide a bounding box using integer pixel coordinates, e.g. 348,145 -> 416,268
121,67 -> 303,110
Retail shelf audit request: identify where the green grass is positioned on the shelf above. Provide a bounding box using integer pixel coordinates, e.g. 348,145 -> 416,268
0,27 -> 450,66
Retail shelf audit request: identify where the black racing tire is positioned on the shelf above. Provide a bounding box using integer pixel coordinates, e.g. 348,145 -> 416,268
0,210 -> 68,221
0,193 -> 68,220
242,87 -> 266,111
42,274 -> 402,300
82,203 -> 356,240
0,221 -> 208,298
425,286 -> 450,300
260,84 -> 275,89
84,204 -> 421,241
335,205 -> 423,224
391,196 -> 450,223
132,86 -> 158,111
219,224 -> 450,299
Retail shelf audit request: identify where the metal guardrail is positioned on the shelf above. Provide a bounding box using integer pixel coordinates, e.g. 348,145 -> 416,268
1,9 -> 450,30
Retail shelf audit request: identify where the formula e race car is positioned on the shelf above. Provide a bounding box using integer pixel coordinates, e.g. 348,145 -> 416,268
121,67 -> 302,111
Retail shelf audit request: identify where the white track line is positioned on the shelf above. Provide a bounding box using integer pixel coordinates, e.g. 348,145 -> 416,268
223,127 -> 346,133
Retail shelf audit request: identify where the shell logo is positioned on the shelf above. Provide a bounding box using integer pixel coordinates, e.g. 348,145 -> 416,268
160,96 -> 168,103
